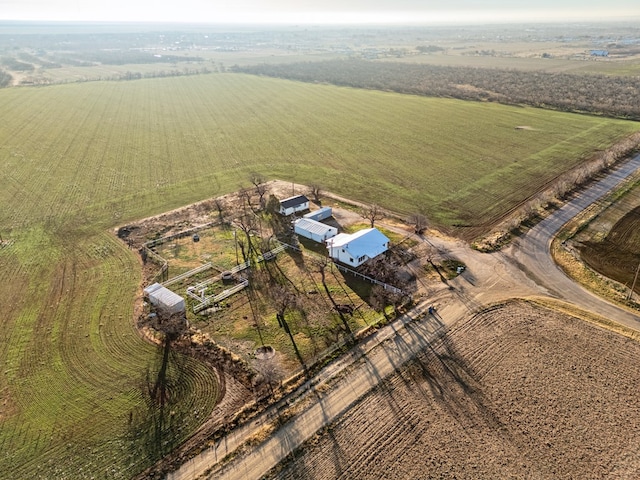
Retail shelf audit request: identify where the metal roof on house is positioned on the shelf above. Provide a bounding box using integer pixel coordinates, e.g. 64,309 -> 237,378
294,218 -> 337,236
327,228 -> 389,258
280,194 -> 309,209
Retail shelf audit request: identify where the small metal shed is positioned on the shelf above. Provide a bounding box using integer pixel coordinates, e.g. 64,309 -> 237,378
144,283 -> 186,315
294,218 -> 338,243
303,207 -> 333,222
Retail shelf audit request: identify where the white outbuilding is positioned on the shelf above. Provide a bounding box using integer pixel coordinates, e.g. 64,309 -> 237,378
143,283 -> 186,315
326,228 -> 389,267
279,195 -> 309,216
294,218 -> 338,243
303,207 -> 333,222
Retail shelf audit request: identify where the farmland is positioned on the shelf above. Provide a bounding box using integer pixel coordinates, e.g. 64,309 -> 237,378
0,71 -> 639,478
266,301 -> 640,480
559,172 -> 640,301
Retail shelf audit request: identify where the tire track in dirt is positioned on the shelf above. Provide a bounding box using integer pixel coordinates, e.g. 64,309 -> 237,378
268,301 -> 640,480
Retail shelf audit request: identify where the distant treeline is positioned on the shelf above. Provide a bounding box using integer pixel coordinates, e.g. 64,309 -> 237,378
236,59 -> 640,120
18,66 -> 214,86
48,51 -> 204,67
0,69 -> 11,87
1,56 -> 34,72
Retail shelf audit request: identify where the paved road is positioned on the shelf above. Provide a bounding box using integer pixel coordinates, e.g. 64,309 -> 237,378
511,153 -> 640,330
167,155 -> 640,480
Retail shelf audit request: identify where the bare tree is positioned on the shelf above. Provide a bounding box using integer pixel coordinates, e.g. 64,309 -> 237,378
148,310 -> 189,340
309,183 -> 323,203
234,213 -> 259,262
237,187 -> 255,213
271,284 -> 306,369
249,172 -> 269,210
369,285 -> 406,319
408,213 -> 428,234
213,198 -> 226,223
265,194 -> 281,215
313,256 -> 353,338
361,204 -> 383,229
253,356 -> 284,396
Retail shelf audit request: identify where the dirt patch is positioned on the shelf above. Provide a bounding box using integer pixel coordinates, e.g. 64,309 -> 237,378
267,301 -> 640,479
579,205 -> 640,296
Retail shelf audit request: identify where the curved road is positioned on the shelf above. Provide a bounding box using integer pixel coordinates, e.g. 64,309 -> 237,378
511,153 -> 640,330
168,154 -> 640,480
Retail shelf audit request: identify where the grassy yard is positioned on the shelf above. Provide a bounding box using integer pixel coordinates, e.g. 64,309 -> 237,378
0,72 -> 638,478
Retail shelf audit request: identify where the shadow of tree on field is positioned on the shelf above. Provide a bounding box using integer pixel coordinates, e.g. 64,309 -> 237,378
398,320 -> 508,436
126,332 -> 192,470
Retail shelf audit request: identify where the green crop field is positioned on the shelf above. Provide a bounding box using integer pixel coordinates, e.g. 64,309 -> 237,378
0,72 -> 638,478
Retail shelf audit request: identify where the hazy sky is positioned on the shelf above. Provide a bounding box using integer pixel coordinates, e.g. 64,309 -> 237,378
2,0 -> 639,24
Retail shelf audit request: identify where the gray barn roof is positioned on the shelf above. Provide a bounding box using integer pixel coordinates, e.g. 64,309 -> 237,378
144,283 -> 185,311
294,218 -> 337,236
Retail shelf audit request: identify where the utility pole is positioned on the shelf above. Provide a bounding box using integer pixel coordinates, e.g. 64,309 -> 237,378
234,230 -> 239,265
628,259 -> 640,301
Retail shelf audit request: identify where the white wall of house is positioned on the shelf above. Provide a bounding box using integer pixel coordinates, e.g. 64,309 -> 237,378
327,228 -> 389,267
280,203 -> 308,215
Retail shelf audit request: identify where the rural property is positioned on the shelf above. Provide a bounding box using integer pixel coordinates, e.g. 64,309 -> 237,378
1,19 -> 640,480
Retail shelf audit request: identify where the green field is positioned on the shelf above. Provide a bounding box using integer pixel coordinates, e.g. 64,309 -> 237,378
0,72 -> 638,478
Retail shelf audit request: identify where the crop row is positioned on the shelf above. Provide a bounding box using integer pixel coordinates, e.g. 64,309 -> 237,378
0,73 -> 638,477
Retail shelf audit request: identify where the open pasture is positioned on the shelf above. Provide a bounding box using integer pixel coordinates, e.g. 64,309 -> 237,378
0,72 -> 638,478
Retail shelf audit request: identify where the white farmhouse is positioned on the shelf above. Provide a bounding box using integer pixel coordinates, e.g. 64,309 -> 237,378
279,195 -> 309,216
327,228 -> 389,267
294,218 -> 338,243
143,283 -> 186,315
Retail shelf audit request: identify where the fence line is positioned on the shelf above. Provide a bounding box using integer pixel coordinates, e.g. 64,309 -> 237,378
188,244 -> 286,313
163,262 -> 214,287
143,220 -> 225,285
189,260 -> 251,291
276,240 -> 403,294
332,262 -> 403,294
193,280 -> 249,313
145,220 -> 222,249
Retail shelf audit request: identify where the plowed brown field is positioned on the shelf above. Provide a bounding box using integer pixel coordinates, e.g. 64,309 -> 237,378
580,205 -> 640,296
268,301 -> 640,479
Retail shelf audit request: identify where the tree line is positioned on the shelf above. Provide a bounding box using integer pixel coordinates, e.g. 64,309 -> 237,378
236,59 -> 640,120
0,69 -> 11,87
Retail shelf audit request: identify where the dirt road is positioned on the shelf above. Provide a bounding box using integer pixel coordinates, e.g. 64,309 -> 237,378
268,302 -> 640,480
167,156 -> 640,480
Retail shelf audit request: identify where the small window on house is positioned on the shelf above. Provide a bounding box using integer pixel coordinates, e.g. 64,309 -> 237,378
350,258 -> 354,263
